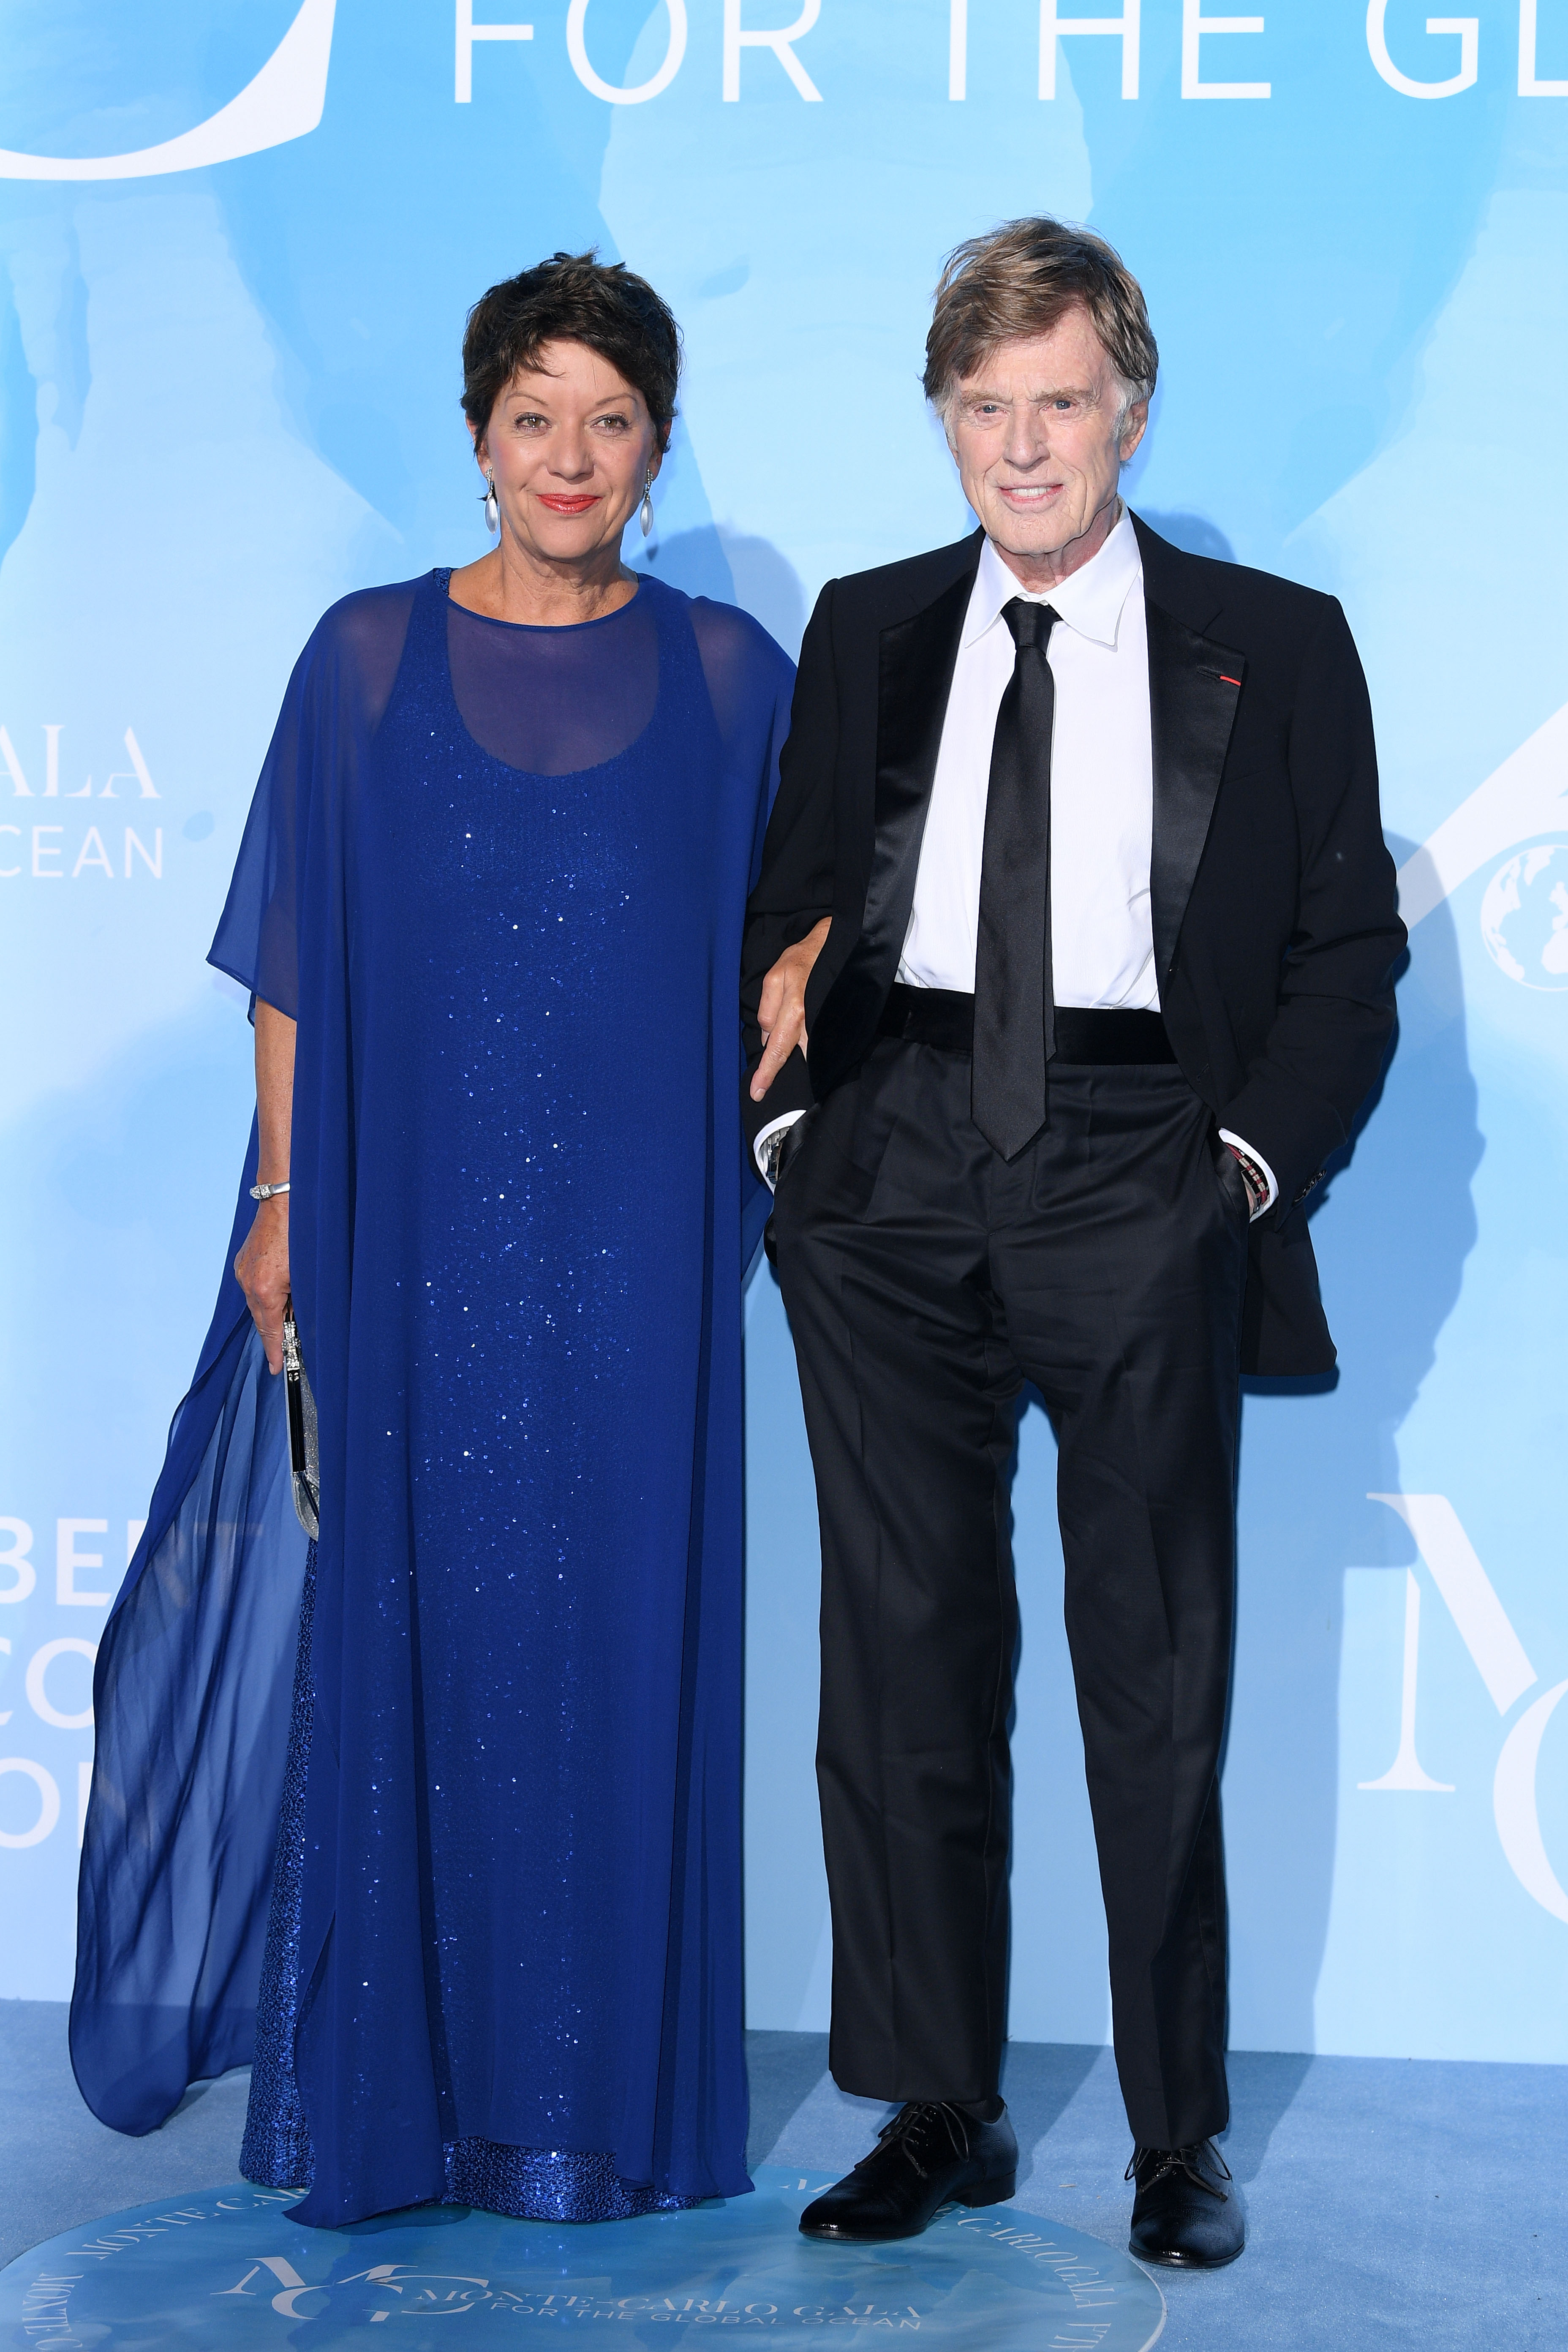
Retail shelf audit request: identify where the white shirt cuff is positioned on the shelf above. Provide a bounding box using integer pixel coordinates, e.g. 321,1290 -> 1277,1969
754,1109 -> 806,1189
1218,1129 -> 1279,1219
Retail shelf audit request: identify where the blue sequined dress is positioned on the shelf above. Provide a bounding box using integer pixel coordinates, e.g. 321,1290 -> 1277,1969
71,570 -> 792,2229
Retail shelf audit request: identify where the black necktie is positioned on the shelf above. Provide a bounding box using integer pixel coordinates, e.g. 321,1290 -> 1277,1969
972,598 -> 1058,1159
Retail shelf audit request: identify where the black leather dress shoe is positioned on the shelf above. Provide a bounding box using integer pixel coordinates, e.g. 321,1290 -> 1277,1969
799,2102 -> 1018,2243
1127,2140 -> 1245,2268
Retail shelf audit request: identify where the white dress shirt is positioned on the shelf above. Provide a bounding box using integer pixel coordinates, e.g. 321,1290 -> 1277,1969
757,509 -> 1276,1211
898,512 -> 1156,1007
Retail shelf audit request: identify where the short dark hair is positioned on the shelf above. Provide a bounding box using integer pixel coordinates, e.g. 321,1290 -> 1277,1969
461,251 -> 682,450
924,218 -> 1158,414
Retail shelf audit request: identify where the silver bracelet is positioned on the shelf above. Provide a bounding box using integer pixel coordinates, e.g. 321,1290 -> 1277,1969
249,1179 -> 291,1201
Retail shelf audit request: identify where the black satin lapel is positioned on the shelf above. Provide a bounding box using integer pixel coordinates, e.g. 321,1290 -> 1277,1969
1146,599 -> 1244,984
811,566 -> 975,1089
864,567 -> 975,960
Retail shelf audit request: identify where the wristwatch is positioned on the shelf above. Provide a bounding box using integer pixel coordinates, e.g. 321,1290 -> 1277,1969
1224,1143 -> 1269,1218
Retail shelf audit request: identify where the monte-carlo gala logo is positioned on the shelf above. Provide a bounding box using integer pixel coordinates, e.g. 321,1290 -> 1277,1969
0,726 -> 163,884
0,0 -> 1565,188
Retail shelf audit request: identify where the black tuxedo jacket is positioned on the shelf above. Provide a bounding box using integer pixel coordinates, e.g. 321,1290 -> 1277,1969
741,515 -> 1405,1376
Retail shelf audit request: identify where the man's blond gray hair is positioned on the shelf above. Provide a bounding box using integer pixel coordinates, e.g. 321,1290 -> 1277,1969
925,217 -> 1158,427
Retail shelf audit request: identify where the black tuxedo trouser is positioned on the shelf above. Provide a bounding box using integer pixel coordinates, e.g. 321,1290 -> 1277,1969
772,1034 -> 1249,2151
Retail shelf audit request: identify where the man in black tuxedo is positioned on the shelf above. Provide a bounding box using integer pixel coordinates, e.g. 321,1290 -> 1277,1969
741,219 -> 1404,2268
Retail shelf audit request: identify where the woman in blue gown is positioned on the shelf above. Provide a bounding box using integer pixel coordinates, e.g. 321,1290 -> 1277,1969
71,254 -> 793,2229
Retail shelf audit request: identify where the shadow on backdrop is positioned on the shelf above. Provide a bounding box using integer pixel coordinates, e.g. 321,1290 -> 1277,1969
998,830 -> 1479,2168
1135,510 -> 1235,564
633,527 -> 808,661
1216,833 -> 1479,2168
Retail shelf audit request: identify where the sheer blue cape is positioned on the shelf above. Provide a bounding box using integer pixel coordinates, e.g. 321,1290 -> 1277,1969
72,572 -> 790,2226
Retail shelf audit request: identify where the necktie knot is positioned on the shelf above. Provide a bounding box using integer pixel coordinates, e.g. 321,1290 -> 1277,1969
1002,596 -> 1058,653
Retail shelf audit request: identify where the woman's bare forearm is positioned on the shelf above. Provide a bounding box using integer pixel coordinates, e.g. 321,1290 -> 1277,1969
255,1000 -> 296,1183
235,1000 -> 297,1373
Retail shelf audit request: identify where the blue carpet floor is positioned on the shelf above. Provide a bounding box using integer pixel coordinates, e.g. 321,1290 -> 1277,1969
4,2004 -> 1563,2348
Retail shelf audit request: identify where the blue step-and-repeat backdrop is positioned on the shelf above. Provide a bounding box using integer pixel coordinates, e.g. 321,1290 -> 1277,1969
2,2 -> 1565,2065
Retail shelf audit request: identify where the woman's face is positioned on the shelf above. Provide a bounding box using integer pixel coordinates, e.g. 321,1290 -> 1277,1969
476,340 -> 663,565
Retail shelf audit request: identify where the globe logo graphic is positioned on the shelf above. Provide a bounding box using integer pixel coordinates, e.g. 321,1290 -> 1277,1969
1480,843 -> 1568,991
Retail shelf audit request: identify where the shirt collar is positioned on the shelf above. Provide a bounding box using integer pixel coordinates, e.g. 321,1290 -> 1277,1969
966,505 -> 1142,651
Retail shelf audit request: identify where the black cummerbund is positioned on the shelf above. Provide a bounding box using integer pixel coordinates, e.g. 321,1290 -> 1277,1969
876,983 -> 1176,1066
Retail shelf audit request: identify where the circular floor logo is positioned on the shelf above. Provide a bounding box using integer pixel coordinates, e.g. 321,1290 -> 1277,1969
0,2167 -> 1164,2349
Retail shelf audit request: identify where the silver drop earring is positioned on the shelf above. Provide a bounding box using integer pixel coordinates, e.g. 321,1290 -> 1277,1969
483,475 -> 499,534
639,473 -> 655,539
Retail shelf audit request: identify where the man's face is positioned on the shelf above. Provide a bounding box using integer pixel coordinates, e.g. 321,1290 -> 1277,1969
947,308 -> 1148,566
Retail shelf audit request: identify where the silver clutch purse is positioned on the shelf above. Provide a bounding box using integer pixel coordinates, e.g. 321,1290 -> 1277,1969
281,1304 -> 320,1539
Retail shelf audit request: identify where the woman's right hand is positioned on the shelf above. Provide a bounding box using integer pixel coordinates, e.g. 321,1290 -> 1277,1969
235,1198 -> 291,1375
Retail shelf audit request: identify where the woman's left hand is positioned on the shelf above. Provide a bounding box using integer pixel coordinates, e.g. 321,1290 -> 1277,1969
751,917 -> 830,1103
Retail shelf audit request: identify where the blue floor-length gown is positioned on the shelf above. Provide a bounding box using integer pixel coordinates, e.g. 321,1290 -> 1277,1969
71,569 -> 792,2228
